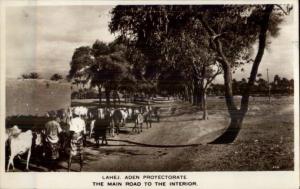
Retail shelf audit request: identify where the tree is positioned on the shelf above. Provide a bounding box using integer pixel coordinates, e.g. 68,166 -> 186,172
68,46 -> 94,99
68,40 -> 134,106
255,78 -> 269,95
50,73 -> 63,81
110,5 -> 223,120
197,5 -> 291,143
162,30 -> 222,114
271,75 -> 293,95
89,51 -> 131,106
21,72 -> 40,79
110,5 -> 290,142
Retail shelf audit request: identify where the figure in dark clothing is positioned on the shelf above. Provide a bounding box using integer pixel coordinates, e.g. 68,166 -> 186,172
44,118 -> 62,171
93,113 -> 110,147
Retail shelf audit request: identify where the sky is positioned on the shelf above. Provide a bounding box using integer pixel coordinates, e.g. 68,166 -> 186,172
6,6 -> 116,79
5,5 -> 297,82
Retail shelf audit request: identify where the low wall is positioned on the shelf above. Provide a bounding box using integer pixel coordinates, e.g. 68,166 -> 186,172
6,79 -> 71,116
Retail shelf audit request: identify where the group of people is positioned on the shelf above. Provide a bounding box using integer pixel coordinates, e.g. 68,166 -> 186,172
42,110 -> 87,171
6,104 -> 160,172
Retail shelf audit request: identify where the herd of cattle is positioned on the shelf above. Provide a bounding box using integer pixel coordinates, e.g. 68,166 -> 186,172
5,105 -> 161,172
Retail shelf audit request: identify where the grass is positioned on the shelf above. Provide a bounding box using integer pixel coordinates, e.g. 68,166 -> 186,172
6,79 -> 71,117
169,97 -> 294,171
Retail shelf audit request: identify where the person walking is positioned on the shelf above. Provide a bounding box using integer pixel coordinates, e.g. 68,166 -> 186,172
44,117 -> 62,171
68,110 -> 86,171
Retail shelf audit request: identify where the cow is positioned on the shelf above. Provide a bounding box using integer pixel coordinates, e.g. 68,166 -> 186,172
5,125 -> 21,142
127,107 -> 133,120
119,108 -> 129,126
6,126 -> 33,172
141,105 -> 152,129
89,108 -> 108,138
111,109 -> 123,137
97,108 -> 105,119
108,107 -> 115,117
152,107 -> 161,122
132,110 -> 144,134
92,114 -> 110,147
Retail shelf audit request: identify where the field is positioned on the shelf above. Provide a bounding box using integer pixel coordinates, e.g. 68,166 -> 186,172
8,96 -> 294,172
6,79 -> 71,117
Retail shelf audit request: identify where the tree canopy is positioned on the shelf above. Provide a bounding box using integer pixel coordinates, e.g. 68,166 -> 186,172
109,5 -> 291,142
68,39 -> 138,106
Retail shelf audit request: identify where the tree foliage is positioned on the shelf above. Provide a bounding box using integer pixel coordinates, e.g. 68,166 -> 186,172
110,5 -> 286,70
68,39 -> 139,105
109,4 -> 291,142
50,73 -> 63,81
21,72 -> 40,79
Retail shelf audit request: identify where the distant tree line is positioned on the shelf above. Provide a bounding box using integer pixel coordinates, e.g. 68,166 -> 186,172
21,72 -> 40,79
209,74 -> 294,96
20,72 -> 64,81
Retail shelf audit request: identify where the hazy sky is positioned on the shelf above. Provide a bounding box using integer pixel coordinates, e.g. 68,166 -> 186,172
5,5 -> 297,82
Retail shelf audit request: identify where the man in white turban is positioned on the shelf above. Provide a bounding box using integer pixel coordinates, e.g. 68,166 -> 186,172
69,109 -> 86,134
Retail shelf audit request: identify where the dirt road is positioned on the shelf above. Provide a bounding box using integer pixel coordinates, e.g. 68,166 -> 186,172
10,97 -> 294,172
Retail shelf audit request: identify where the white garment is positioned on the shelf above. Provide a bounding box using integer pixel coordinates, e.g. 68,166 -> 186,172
73,106 -> 88,116
69,117 -> 86,134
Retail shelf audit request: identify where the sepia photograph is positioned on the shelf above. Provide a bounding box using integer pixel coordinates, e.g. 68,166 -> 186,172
0,1 -> 299,188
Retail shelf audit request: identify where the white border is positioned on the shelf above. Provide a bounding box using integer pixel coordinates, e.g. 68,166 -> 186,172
0,1 -> 299,189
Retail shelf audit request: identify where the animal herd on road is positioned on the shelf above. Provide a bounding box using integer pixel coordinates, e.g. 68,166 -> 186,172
5,105 -> 161,172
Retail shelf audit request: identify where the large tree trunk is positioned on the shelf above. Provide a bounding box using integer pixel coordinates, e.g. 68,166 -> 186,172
184,86 -> 189,102
205,5 -> 273,144
192,78 -> 197,105
187,85 -> 193,103
193,83 -> 203,107
210,112 -> 244,143
202,90 -> 208,120
197,91 -> 203,108
199,65 -> 206,111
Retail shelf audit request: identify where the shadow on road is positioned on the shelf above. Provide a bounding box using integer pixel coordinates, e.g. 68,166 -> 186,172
107,139 -> 203,148
161,118 -> 203,123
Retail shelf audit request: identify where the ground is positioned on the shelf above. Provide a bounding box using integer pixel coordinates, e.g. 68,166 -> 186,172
8,96 -> 294,172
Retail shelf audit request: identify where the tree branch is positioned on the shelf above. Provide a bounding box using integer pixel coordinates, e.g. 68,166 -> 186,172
275,4 -> 289,15
204,64 -> 222,89
199,15 -> 238,113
